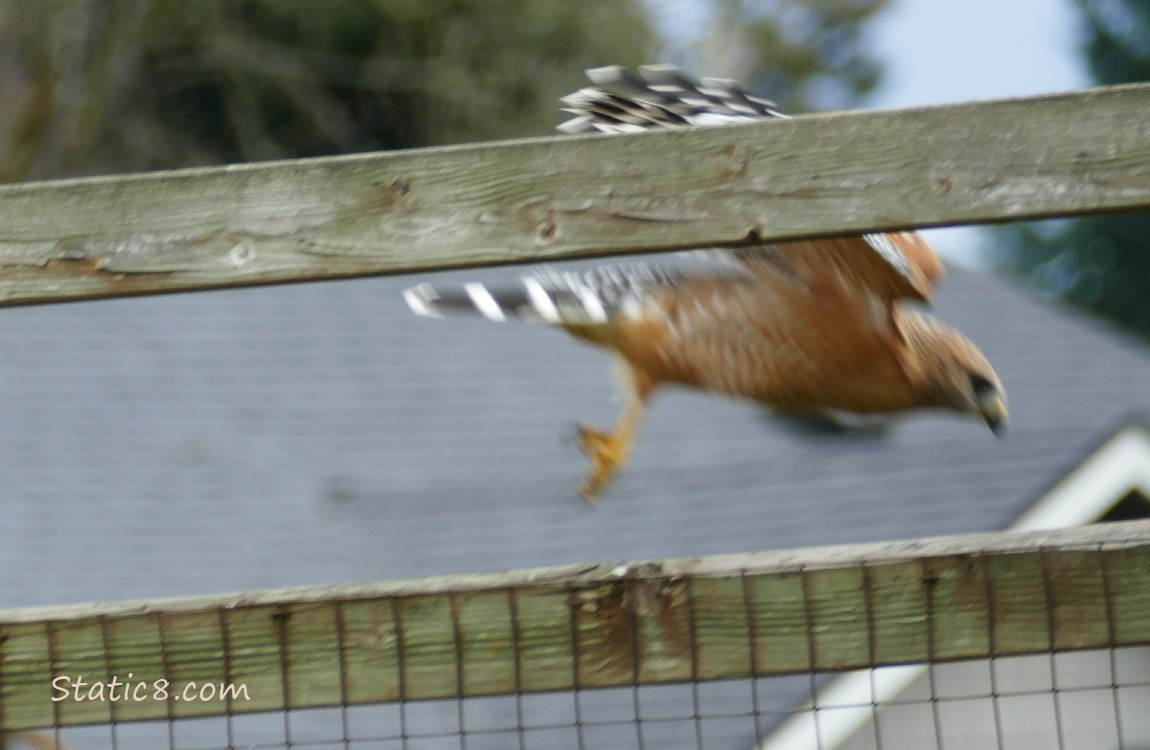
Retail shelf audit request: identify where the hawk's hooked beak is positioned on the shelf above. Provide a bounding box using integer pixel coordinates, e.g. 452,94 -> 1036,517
980,392 -> 1009,437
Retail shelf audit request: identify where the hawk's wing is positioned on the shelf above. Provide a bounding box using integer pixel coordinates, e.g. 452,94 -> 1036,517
734,232 -> 943,307
560,65 -> 946,306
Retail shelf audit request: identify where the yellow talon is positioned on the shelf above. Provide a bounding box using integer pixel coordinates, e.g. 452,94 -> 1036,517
572,358 -> 654,503
576,425 -> 630,502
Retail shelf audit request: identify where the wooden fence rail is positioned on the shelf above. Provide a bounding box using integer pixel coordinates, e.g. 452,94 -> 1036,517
0,83 -> 1148,308
2,521 -> 1149,730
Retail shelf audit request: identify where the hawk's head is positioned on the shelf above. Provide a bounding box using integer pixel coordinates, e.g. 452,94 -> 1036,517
899,311 -> 1008,435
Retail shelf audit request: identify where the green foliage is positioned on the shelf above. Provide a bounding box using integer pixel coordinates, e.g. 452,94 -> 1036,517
0,0 -> 657,179
1076,0 -> 1150,84
0,0 -> 890,183
992,0 -> 1150,338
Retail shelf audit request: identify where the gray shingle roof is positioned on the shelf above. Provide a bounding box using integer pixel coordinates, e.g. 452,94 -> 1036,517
2,262 -> 1147,611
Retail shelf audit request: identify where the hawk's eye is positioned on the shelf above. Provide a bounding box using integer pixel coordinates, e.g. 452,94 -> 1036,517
970,373 -> 995,397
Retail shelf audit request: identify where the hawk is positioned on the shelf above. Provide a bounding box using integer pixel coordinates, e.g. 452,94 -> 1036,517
404,65 -> 1007,502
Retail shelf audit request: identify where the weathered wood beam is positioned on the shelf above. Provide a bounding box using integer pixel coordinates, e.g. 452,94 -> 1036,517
1,521 -> 1148,730
0,83 -> 1148,307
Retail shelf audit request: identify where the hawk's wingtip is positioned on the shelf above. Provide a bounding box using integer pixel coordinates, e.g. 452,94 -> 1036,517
585,65 -> 627,86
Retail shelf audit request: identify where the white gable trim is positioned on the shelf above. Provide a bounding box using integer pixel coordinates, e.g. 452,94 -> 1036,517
759,422 -> 1150,750
1013,424 -> 1150,530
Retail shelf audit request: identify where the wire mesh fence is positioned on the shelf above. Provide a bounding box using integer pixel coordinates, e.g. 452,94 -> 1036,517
3,521 -> 1150,750
24,650 -> 1148,750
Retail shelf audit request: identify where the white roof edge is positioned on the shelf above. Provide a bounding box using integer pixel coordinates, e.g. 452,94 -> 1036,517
1012,422 -> 1150,530
758,421 -> 1150,750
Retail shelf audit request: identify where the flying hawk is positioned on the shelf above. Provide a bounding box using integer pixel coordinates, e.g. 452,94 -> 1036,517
404,65 -> 1007,501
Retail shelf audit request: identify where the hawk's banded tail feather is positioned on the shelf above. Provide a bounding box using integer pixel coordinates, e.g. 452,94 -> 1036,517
404,274 -> 613,326
404,283 -> 531,322
403,264 -> 735,326
558,64 -> 788,134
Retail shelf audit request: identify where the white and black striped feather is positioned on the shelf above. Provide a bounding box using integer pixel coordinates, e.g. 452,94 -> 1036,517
404,263 -> 747,326
558,64 -> 787,134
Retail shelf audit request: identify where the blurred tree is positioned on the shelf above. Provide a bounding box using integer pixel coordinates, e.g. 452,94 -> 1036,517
992,0 -> 1150,338
692,0 -> 890,112
0,0 -> 657,180
0,0 -> 890,182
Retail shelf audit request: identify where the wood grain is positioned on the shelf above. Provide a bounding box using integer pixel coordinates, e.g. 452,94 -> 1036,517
0,83 -> 1147,307
2,521 -> 1149,730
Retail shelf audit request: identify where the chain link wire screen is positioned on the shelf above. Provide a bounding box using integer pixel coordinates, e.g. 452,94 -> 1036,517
4,523 -> 1150,750
16,647 -> 1150,749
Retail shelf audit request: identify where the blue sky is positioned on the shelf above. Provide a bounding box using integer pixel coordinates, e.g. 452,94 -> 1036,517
868,1 -> 1086,109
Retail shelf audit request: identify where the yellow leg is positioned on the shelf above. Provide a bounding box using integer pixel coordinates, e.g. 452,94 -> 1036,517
577,363 -> 652,503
